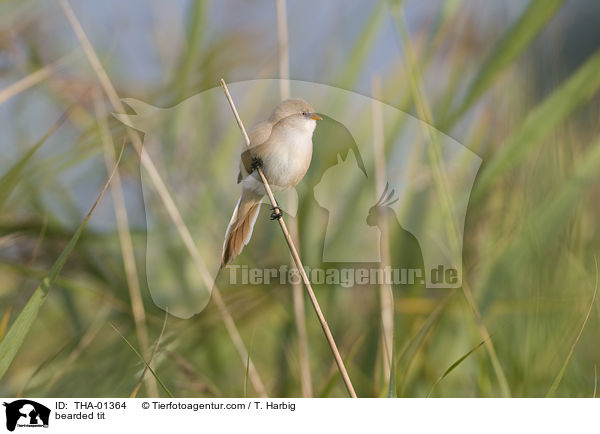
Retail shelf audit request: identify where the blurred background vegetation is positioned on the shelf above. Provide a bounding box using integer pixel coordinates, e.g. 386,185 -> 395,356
1,0 -> 600,398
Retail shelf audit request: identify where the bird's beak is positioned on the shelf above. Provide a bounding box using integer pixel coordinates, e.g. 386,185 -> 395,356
311,113 -> 323,121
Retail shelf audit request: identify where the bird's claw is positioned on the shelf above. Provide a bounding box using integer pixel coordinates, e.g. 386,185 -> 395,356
270,206 -> 283,220
250,156 -> 263,170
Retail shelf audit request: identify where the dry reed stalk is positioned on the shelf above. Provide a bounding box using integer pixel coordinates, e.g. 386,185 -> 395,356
292,274 -> 312,396
93,90 -> 158,397
276,0 -> 291,100
371,75 -> 394,385
276,0 -> 313,397
220,78 -> 357,398
59,0 -> 268,397
0,54 -> 72,105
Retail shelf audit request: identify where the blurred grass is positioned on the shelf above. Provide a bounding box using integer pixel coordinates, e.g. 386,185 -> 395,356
0,0 -> 599,398
473,48 -> 600,201
0,141 -> 122,379
0,111 -> 71,212
444,0 -> 566,128
546,259 -> 597,397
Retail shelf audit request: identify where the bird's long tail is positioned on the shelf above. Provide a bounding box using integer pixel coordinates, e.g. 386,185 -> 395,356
221,189 -> 262,267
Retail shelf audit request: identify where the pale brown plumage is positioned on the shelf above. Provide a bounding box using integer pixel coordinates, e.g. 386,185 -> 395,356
221,98 -> 321,267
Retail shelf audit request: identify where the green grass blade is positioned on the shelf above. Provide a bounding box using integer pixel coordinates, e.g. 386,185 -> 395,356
428,338 -> 488,396
546,258 -> 597,397
473,48 -> 600,200
0,287 -> 47,380
110,324 -> 173,398
130,309 -> 169,398
243,352 -> 250,398
0,307 -> 12,340
0,144 -> 122,380
0,109 -> 71,212
447,0 -> 565,127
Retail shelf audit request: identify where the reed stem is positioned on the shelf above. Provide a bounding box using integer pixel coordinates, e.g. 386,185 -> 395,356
220,78 -> 357,398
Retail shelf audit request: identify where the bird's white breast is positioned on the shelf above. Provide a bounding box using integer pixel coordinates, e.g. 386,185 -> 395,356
264,120 -> 314,190
242,118 -> 315,195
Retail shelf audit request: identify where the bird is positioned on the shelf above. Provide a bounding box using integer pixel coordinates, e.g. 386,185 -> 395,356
221,98 -> 322,267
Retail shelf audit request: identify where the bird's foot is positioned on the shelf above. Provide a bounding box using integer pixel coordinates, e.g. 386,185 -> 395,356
270,206 -> 283,220
250,156 -> 263,171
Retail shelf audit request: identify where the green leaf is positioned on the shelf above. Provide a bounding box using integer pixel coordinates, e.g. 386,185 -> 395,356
0,143 -> 122,380
472,48 -> 600,200
446,0 -> 566,127
428,338 -> 488,396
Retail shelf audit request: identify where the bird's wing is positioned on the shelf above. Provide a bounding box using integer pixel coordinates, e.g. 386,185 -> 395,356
237,121 -> 273,183
249,120 -> 273,146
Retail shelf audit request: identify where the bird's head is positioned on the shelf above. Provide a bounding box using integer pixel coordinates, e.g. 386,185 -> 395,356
269,98 -> 322,131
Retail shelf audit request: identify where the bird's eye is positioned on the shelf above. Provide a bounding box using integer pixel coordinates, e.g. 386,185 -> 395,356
301,111 -> 307,116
